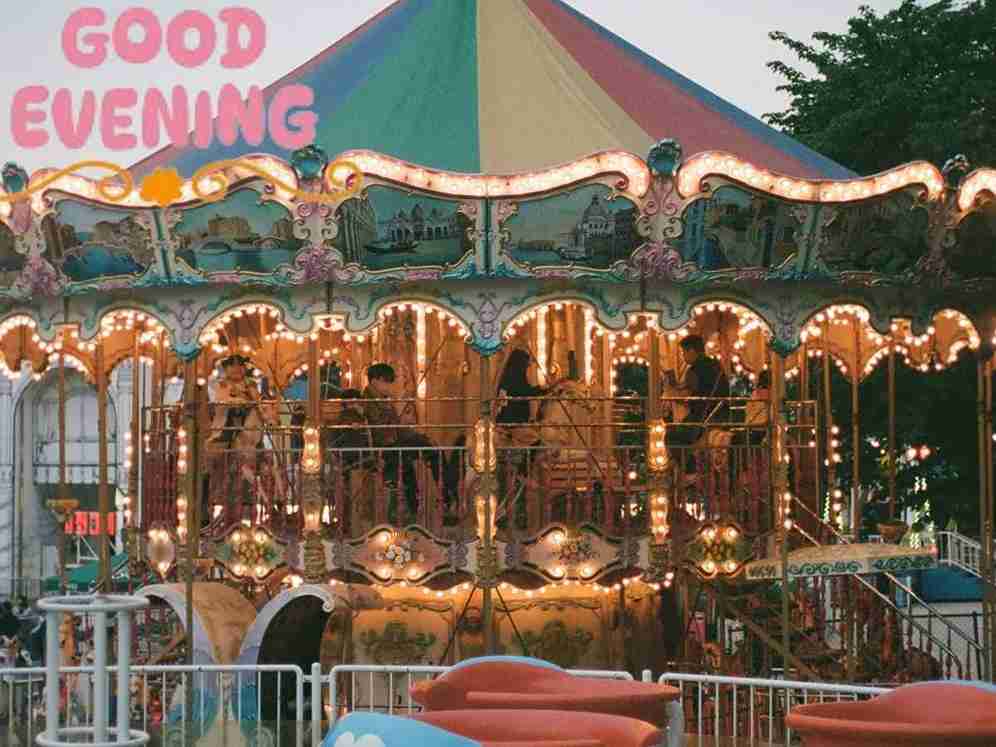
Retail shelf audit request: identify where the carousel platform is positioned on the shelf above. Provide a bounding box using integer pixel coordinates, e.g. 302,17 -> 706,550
744,543 -> 936,581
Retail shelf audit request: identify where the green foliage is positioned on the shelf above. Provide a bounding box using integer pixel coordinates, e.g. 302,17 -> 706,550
766,0 -> 996,174
817,352 -> 984,535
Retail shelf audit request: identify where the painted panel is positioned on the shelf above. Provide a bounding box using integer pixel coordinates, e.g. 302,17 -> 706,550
818,192 -> 930,276
503,185 -> 641,270
676,186 -> 799,272
331,186 -> 474,272
172,189 -> 304,276
41,201 -> 152,283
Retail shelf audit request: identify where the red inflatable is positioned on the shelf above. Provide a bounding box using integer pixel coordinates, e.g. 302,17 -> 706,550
786,682 -> 996,747
410,657 -> 679,728
412,708 -> 663,747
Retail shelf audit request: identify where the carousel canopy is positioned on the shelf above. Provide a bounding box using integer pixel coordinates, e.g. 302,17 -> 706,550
134,0 -> 851,179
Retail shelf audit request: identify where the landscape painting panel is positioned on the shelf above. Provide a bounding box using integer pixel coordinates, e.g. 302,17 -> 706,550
174,190 -> 304,275
676,186 -> 799,271
42,201 -> 151,282
504,185 -> 640,270
331,186 -> 472,271
819,192 -> 929,275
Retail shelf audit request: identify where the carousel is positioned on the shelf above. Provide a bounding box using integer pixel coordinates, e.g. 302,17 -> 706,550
0,3 -> 993,741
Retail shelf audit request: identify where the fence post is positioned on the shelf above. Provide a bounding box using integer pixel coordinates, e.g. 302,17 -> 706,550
311,663 -> 322,747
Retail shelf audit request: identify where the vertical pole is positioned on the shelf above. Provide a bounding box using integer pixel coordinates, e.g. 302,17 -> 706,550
94,610 -> 108,742
888,343 -> 897,518
58,335 -> 68,594
97,339 -> 111,592
770,352 -> 791,671
117,609 -> 132,742
45,608 -> 61,742
308,337 -> 321,423
981,356 -> 995,681
648,325 -> 661,421
851,323 -> 861,507
823,326 -> 835,509
183,360 -> 198,668
130,336 -> 141,527
479,354 -> 495,655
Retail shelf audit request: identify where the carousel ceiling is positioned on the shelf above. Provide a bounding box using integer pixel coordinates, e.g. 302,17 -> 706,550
132,0 -> 849,179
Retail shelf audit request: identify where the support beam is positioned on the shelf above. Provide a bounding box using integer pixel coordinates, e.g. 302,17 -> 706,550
182,360 -> 199,668
96,339 -> 111,592
981,356 -> 995,682
888,343 -> 897,518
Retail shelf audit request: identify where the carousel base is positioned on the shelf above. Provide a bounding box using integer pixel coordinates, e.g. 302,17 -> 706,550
786,681 -> 996,746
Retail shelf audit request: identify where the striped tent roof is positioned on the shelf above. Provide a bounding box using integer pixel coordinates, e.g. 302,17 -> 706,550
136,0 -> 850,179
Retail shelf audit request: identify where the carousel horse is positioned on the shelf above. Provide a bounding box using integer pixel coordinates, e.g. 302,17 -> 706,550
531,381 -> 604,526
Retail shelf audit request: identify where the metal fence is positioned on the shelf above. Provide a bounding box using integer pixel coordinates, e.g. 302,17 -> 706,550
658,672 -> 889,745
0,662 -> 900,747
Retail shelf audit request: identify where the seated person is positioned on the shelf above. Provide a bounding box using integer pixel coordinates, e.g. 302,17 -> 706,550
664,335 -> 731,470
496,349 -> 549,428
362,364 -> 441,513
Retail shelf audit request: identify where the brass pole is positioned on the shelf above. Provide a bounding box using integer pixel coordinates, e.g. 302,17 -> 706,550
308,337 -> 321,423
96,339 -> 111,592
479,354 -> 495,655
770,352 -> 791,672
888,343 -> 897,519
182,360 -> 199,667
130,335 -> 141,528
851,323 -> 861,508
648,325 -> 661,421
823,326 -> 836,530
981,356 -> 995,681
58,335 -> 67,594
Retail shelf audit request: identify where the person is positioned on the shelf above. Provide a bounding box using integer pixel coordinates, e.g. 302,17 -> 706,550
207,355 -> 283,521
362,364 -> 441,516
664,335 -> 731,469
496,349 -> 550,426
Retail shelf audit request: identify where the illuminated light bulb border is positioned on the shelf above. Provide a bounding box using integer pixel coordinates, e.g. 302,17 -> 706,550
376,302 -> 472,343
957,168 -> 996,212
199,303 -> 289,348
341,149 -> 652,200
677,152 -> 944,204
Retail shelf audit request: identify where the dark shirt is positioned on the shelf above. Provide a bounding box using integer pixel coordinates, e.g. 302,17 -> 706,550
497,380 -> 546,425
683,356 -> 730,423
361,387 -> 400,446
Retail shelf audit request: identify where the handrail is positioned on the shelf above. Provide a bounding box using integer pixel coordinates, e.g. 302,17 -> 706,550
789,496 -> 982,672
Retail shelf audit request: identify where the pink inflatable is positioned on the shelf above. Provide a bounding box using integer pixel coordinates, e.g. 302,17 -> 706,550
412,708 -> 663,747
410,657 -> 679,728
786,682 -> 996,747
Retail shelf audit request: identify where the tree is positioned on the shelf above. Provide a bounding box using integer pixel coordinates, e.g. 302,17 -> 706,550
765,0 -> 996,175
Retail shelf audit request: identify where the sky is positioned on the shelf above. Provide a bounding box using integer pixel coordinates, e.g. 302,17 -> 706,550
0,0 -> 903,172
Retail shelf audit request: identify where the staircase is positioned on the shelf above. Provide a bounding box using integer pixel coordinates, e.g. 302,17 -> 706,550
707,498 -> 987,682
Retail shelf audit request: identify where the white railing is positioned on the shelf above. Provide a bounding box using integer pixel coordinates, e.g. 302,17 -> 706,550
936,530 -> 995,580
658,672 -> 889,745
0,663 -> 308,747
0,662 -> 907,747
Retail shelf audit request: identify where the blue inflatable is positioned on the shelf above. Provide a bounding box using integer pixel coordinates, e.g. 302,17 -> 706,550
322,712 -> 480,747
